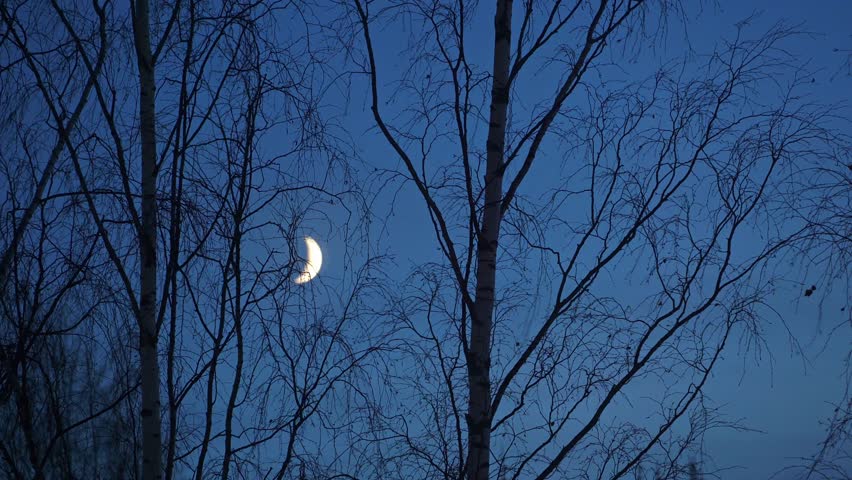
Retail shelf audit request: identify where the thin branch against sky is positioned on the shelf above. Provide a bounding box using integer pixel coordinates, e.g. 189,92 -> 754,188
0,1 -> 848,479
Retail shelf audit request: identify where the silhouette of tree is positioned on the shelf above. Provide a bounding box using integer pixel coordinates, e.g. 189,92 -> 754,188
0,1 -> 849,479
1,1 -> 377,478
344,2 -> 848,479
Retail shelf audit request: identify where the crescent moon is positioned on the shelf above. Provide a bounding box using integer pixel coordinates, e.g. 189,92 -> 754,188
294,236 -> 323,284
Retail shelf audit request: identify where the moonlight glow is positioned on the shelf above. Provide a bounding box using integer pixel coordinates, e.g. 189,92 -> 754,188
294,236 -> 322,284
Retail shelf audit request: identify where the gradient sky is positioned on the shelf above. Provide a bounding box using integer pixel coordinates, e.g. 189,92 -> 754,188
2,1 -> 848,478
663,5 -> 850,478
328,0 -> 852,480
308,1 -> 851,478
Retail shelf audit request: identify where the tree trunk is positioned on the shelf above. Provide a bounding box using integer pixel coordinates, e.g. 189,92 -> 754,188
466,1 -> 512,479
132,1 -> 162,479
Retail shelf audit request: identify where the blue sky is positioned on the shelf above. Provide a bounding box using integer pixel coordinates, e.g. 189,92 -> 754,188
4,1 -> 848,478
651,3 -> 850,478
298,1 -> 852,478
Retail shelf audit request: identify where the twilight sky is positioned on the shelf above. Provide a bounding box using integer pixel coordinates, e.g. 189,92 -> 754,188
307,1 -> 851,478
663,6 -> 851,479
2,1 -> 849,478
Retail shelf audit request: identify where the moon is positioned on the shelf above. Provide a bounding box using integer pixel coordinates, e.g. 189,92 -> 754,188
294,236 -> 323,284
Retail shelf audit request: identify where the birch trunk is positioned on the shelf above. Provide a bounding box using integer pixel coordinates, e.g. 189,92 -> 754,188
466,1 -> 512,479
132,0 -> 162,478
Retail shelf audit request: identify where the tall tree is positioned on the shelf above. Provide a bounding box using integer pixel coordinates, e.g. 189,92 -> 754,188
2,0 -> 379,478
131,0 -> 163,477
347,1 -> 848,479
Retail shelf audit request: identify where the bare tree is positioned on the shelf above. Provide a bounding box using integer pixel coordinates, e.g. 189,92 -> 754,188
0,2 -> 135,478
775,85 -> 852,480
0,1 -> 105,289
2,2 -> 848,480
343,2 -> 848,479
2,1 -> 380,478
131,1 -> 163,478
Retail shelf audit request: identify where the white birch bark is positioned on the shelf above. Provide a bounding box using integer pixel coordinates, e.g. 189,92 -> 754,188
132,0 -> 162,478
466,1 -> 513,479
